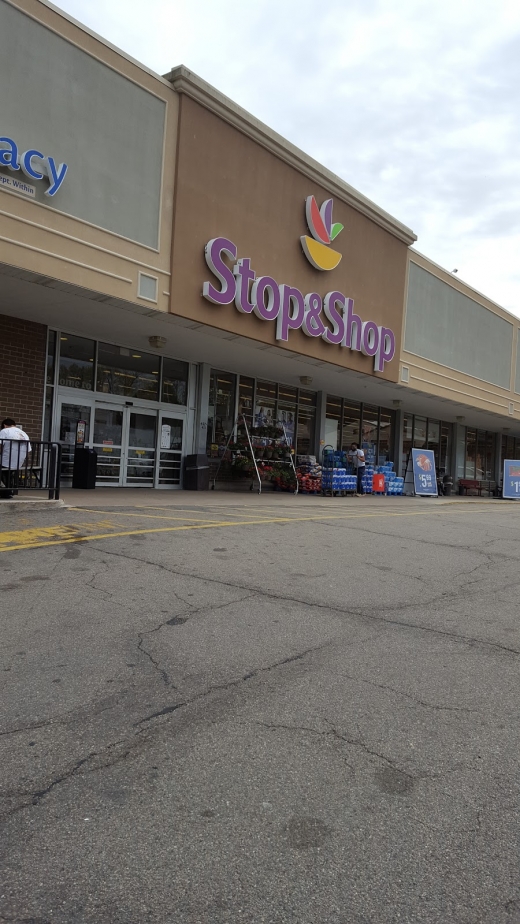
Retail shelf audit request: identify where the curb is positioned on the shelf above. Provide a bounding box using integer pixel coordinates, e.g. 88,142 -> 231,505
0,499 -> 65,511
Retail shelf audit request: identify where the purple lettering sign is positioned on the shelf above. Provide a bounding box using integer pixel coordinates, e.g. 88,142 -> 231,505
202,240 -> 396,372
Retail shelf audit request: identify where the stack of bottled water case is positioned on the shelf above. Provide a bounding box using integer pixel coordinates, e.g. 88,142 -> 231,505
322,466 -> 347,494
322,448 -> 358,494
361,466 -> 375,493
376,463 -> 405,495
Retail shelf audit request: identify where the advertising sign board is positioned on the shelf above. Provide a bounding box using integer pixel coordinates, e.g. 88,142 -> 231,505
502,460 -> 520,499
411,448 -> 438,496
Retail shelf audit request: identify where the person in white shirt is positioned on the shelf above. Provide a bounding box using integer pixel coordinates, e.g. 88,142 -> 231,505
0,418 -> 31,498
349,442 -> 366,496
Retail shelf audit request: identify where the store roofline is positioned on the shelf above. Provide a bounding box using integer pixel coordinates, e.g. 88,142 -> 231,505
13,2 -> 417,247
12,0 -> 174,87
165,65 -> 417,247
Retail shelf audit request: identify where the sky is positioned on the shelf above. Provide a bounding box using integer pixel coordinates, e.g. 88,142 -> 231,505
55,0 -> 520,316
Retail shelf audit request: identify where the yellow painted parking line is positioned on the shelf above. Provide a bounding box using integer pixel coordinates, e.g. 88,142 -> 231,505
0,525 -> 81,547
0,519 -> 122,551
73,508 -> 230,523
0,503 -> 514,553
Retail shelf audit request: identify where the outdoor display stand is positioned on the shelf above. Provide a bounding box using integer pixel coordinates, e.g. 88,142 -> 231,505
211,415 -> 298,494
403,448 -> 438,497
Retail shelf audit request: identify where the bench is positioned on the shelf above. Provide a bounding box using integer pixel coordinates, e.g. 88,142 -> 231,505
458,479 -> 498,497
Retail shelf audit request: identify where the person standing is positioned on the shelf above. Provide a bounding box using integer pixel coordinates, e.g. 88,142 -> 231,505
349,442 -> 366,496
0,418 -> 31,499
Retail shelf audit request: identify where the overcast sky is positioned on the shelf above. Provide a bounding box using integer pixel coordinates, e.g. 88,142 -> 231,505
55,0 -> 520,316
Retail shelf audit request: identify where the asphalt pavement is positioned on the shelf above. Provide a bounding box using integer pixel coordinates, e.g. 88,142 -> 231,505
0,493 -> 519,924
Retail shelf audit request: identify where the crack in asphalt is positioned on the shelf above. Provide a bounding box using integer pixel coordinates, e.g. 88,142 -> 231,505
0,641 -> 327,818
254,719 -> 410,776
88,543 -> 520,657
337,672 -> 481,714
134,592 -> 256,691
134,643 -> 326,726
1,737 -> 141,820
137,632 -> 174,689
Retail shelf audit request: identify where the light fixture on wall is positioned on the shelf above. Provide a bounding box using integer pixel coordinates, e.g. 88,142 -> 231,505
456,416 -> 465,423
451,269 -> 458,274
392,400 -> 401,408
503,427 -> 510,433
148,336 -> 167,349
299,376 -> 313,386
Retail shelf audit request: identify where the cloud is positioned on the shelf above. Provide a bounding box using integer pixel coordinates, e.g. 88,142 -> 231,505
55,0 -> 520,314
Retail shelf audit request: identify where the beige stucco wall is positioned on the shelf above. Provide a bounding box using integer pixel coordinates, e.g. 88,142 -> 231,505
169,93 -> 411,384
0,0 -> 177,312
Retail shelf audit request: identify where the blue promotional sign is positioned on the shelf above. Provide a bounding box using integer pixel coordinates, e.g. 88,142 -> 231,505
502,460 -> 520,499
411,448 -> 438,496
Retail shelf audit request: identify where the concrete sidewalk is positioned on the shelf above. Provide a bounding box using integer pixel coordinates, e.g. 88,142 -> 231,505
0,487 -> 509,511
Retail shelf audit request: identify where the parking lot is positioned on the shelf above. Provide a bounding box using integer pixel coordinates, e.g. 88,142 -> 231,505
1,492 -> 519,924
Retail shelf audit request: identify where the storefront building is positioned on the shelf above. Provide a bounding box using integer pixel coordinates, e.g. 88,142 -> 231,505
2,0 -> 520,491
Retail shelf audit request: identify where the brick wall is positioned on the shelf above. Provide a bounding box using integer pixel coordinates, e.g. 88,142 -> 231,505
0,314 -> 47,440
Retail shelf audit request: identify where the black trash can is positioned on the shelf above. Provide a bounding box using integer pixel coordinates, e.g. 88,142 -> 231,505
184,454 -> 210,491
443,474 -> 453,497
72,447 -> 97,489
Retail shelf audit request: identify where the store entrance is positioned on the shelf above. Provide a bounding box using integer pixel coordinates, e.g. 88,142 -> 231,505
57,398 -> 184,488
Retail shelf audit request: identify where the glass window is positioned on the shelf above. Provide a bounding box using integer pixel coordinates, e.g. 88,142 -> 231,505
161,358 -> 188,405
59,404 -> 92,483
485,431 -> 495,480
58,334 -> 95,391
43,387 -> 53,442
325,395 -> 342,450
476,429 -> 486,479
341,402 -> 361,453
378,407 -> 394,464
278,384 -> 298,405
255,380 -> 276,428
413,416 -> 427,449
278,406 -> 296,446
96,343 -> 159,400
256,381 -> 277,402
296,406 -> 315,455
402,413 -> 413,476
238,377 -> 255,429
93,408 -> 123,446
298,389 -> 317,407
93,408 -> 123,484
361,404 -> 379,466
158,417 -> 183,486
440,423 -> 451,473
207,370 -> 236,452
502,435 -> 513,463
278,384 -> 298,445
466,428 -> 476,478
47,330 -> 57,386
427,419 -> 440,469
456,426 -> 466,480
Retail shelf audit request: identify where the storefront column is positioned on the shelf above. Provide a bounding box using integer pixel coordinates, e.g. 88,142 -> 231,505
194,363 -> 211,454
453,424 -> 466,485
495,431 -> 503,483
314,391 -> 327,460
393,409 -> 404,473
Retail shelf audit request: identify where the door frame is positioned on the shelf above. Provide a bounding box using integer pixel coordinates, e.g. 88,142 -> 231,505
155,410 -> 186,490
92,401 -> 126,487
55,392 -> 187,489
